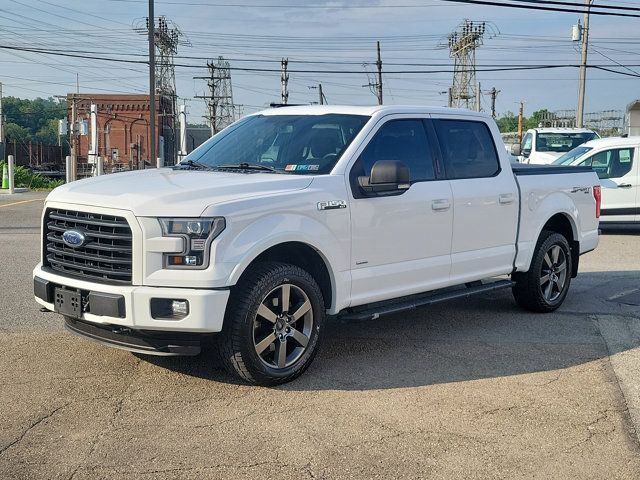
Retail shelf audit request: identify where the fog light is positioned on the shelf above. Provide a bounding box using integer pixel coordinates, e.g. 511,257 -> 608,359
150,298 -> 189,320
172,300 -> 189,316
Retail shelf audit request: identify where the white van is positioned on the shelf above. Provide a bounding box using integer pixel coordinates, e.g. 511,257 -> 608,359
554,136 -> 639,223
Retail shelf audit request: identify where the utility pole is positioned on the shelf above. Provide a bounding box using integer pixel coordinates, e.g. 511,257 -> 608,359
475,81 -> 481,112
281,58 -> 289,105
318,84 -> 324,105
194,57 -> 235,135
376,41 -> 383,105
517,101 -> 525,144
148,0 -> 156,168
488,87 -> 500,118
447,20 -> 487,110
0,82 -> 4,162
70,95 -> 78,180
576,0 -> 593,128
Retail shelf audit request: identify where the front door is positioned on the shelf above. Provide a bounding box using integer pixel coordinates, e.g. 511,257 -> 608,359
348,117 -> 453,306
580,146 -> 638,222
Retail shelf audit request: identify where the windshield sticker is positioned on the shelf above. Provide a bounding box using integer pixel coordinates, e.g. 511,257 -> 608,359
285,164 -> 297,171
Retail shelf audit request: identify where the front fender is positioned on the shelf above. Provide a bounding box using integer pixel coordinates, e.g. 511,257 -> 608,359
221,213 -> 350,313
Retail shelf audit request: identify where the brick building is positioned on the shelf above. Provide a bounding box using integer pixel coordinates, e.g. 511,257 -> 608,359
67,93 -> 176,171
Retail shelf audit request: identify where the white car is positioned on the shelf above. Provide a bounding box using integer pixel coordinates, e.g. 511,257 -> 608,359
34,105 -> 600,385
554,136 -> 639,223
512,128 -> 599,165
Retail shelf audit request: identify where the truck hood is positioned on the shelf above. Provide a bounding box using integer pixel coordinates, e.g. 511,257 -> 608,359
46,168 -> 314,216
529,151 -> 563,164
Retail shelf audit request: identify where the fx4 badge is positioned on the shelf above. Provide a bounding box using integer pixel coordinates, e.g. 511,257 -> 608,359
317,200 -> 347,211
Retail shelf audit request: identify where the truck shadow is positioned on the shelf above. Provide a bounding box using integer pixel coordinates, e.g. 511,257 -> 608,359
141,270 -> 640,391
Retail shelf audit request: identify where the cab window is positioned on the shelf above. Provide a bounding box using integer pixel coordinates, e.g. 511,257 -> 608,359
354,119 -> 435,183
434,119 -> 500,179
521,133 -> 533,155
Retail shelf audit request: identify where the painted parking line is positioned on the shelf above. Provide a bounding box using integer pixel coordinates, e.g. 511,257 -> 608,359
0,198 -> 46,209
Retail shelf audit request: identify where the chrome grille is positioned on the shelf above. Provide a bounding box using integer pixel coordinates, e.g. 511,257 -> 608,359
43,208 -> 133,284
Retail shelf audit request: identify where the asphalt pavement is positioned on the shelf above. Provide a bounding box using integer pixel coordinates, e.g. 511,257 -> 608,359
1,191 -> 639,479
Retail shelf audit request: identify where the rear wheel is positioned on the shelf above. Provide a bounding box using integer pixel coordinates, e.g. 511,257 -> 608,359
512,231 -> 573,313
217,262 -> 324,385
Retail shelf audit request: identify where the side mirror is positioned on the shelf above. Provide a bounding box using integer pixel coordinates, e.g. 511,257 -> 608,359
510,144 -> 521,156
358,160 -> 410,194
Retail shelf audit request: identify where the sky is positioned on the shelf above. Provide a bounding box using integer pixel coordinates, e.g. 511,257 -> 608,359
1,0 -> 639,125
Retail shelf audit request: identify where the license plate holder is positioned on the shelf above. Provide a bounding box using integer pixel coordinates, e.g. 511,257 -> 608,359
53,288 -> 82,318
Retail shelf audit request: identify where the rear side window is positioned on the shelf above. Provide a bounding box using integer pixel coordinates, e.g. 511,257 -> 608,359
578,147 -> 635,179
434,119 -> 500,179
356,119 -> 435,182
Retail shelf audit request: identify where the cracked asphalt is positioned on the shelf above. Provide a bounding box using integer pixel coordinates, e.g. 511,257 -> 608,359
1,191 -> 639,479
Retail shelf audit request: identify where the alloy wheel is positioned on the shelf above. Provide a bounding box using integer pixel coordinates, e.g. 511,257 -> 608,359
252,283 -> 314,369
539,244 -> 568,303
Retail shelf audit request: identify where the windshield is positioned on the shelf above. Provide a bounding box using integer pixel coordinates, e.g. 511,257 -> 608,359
184,114 -> 369,174
536,132 -> 598,153
552,145 -> 593,165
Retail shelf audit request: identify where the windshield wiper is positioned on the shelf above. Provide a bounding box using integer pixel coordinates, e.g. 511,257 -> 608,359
216,163 -> 280,173
173,159 -> 211,170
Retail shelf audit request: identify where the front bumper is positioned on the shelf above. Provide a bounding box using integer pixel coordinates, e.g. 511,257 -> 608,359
33,264 -> 230,333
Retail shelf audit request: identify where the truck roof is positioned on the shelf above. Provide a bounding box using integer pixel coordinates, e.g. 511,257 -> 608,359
580,136 -> 640,149
531,127 -> 596,134
253,104 -> 492,119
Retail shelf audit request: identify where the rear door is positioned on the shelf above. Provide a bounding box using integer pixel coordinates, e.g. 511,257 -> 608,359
578,146 -> 638,222
432,117 -> 519,283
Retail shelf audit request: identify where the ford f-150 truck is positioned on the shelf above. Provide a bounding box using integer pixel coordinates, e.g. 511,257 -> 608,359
34,106 -> 600,385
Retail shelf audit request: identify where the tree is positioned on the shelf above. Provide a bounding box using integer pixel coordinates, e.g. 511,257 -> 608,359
3,96 -> 66,145
525,109 -> 551,130
496,111 -> 519,133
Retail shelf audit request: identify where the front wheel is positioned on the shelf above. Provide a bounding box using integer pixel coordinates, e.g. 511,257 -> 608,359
512,231 -> 573,313
217,262 -> 325,386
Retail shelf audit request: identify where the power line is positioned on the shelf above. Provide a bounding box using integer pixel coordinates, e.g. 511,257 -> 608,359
436,0 -> 640,18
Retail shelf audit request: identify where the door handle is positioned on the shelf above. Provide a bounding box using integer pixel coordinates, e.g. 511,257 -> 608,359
431,199 -> 451,211
617,183 -> 633,189
499,193 -> 515,205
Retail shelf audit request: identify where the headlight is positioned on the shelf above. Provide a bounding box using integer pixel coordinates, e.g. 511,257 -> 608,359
158,217 -> 225,269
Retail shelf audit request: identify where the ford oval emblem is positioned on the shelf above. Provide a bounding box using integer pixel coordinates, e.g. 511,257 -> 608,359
62,229 -> 86,248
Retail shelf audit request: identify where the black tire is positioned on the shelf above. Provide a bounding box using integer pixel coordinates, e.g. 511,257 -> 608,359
512,231 -> 573,313
217,261 -> 325,386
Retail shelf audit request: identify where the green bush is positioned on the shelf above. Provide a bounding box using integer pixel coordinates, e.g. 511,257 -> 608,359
1,161 -> 65,190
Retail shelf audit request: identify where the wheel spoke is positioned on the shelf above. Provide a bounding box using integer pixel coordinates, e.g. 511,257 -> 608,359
543,253 -> 553,269
540,274 -> 550,286
281,284 -> 291,314
255,332 -> 277,355
276,338 -> 287,368
551,246 -> 560,264
257,303 -> 277,323
556,261 -> 567,273
292,299 -> 311,321
290,328 -> 309,347
544,281 -> 553,300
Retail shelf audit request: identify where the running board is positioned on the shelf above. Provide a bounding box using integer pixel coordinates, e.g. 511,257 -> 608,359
338,279 -> 514,321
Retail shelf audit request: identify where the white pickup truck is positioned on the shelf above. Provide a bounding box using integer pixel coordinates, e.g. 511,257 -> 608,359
34,106 -> 601,385
512,127 -> 599,164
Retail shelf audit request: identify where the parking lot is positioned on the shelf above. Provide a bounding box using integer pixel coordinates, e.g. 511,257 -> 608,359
1,191 -> 639,479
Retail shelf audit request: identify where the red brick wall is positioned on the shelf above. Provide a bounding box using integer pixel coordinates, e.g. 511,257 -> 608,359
67,94 -> 175,170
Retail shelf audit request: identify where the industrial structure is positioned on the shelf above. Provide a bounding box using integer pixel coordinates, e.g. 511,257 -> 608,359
135,15 -> 189,164
446,19 -> 487,110
195,56 -> 237,135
